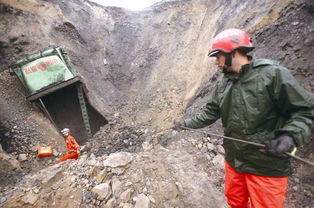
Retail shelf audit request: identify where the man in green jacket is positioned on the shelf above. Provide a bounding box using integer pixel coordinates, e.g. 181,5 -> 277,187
174,28 -> 314,208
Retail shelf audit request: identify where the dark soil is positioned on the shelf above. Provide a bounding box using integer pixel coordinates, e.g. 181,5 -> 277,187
88,123 -> 145,156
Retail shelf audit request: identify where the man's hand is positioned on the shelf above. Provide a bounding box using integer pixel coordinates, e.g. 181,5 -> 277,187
264,134 -> 296,158
173,120 -> 186,131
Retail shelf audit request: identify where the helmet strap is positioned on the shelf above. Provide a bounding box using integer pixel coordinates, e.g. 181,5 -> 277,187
223,53 -> 232,73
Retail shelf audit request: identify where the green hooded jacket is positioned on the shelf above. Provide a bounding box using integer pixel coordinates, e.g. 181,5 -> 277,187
184,58 -> 314,177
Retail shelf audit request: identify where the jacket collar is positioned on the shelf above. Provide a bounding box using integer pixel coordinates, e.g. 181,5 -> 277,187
252,58 -> 277,68
224,56 -> 253,81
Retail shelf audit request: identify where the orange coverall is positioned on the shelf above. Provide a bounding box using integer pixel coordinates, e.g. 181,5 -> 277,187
58,135 -> 80,162
224,161 -> 288,208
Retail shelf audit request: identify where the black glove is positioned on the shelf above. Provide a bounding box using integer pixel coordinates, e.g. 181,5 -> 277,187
264,134 -> 296,158
173,120 -> 186,131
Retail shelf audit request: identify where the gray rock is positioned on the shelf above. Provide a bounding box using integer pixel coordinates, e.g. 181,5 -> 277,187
129,169 -> 143,183
111,167 -> 125,175
21,192 -> 38,205
122,203 -> 134,208
18,153 -> 27,161
196,143 -> 202,150
0,197 -> 7,204
216,145 -> 225,155
212,154 -> 225,170
134,193 -> 150,208
159,181 -> 178,200
111,177 -> 122,196
142,142 -> 153,151
203,137 -> 210,143
52,149 -> 59,157
294,178 -> 300,183
103,152 -> 134,168
206,143 -> 215,152
32,188 -> 40,194
103,197 -> 116,208
88,153 -> 97,166
119,188 -> 133,203
200,146 -> 208,153
96,170 -> 109,183
41,165 -> 63,185
91,181 -> 112,201
148,196 -> 155,204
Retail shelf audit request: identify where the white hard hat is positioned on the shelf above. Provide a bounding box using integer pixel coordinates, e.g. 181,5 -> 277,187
61,128 -> 70,134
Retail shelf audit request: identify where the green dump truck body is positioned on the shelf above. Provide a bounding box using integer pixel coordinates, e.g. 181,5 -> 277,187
12,47 -> 77,94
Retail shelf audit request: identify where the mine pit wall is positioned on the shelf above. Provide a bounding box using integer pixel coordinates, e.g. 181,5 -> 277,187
252,0 -> 314,91
0,0 -> 295,129
81,0 -> 294,128
1,0 -> 313,140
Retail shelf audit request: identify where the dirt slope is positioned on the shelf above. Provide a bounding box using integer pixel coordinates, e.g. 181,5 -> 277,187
0,0 -> 313,207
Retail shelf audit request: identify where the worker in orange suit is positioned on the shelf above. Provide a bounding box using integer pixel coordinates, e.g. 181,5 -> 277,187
58,128 -> 80,162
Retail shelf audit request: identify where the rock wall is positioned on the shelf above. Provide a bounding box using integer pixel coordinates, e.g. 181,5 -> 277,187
0,0 -> 293,128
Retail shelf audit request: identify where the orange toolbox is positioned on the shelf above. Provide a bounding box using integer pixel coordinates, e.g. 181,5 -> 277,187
37,146 -> 53,158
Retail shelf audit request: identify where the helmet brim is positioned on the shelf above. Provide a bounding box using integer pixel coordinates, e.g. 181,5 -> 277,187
208,46 -> 254,57
208,50 -> 220,57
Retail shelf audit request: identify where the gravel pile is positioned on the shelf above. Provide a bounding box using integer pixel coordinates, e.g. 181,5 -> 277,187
89,124 -> 146,157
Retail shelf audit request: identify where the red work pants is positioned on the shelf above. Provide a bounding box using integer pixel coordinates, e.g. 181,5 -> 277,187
224,161 -> 288,208
58,152 -> 79,162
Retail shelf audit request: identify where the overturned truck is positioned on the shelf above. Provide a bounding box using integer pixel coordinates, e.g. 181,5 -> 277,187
10,47 -> 107,142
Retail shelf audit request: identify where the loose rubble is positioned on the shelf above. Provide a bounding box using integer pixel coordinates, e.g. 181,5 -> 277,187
90,124 -> 146,156
0,125 -> 228,208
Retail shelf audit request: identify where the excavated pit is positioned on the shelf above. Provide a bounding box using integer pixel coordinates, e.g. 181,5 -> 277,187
40,84 -> 108,143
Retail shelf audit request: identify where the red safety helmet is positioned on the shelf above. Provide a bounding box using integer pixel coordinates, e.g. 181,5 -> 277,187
208,28 -> 254,57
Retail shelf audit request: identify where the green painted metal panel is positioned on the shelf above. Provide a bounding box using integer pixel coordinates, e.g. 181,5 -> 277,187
12,47 -> 77,94
19,55 -> 74,93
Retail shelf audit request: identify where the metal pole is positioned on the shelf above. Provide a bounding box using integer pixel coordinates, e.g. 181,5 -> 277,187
38,98 -> 59,130
77,84 -> 92,137
180,126 -> 314,167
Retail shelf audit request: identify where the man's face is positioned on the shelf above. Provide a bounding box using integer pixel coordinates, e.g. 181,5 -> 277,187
214,52 -> 226,71
214,52 -> 240,73
62,133 -> 69,137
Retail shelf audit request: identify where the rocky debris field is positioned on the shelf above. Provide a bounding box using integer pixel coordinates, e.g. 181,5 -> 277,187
1,124 -> 313,207
0,122 -> 228,208
0,71 -> 64,193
